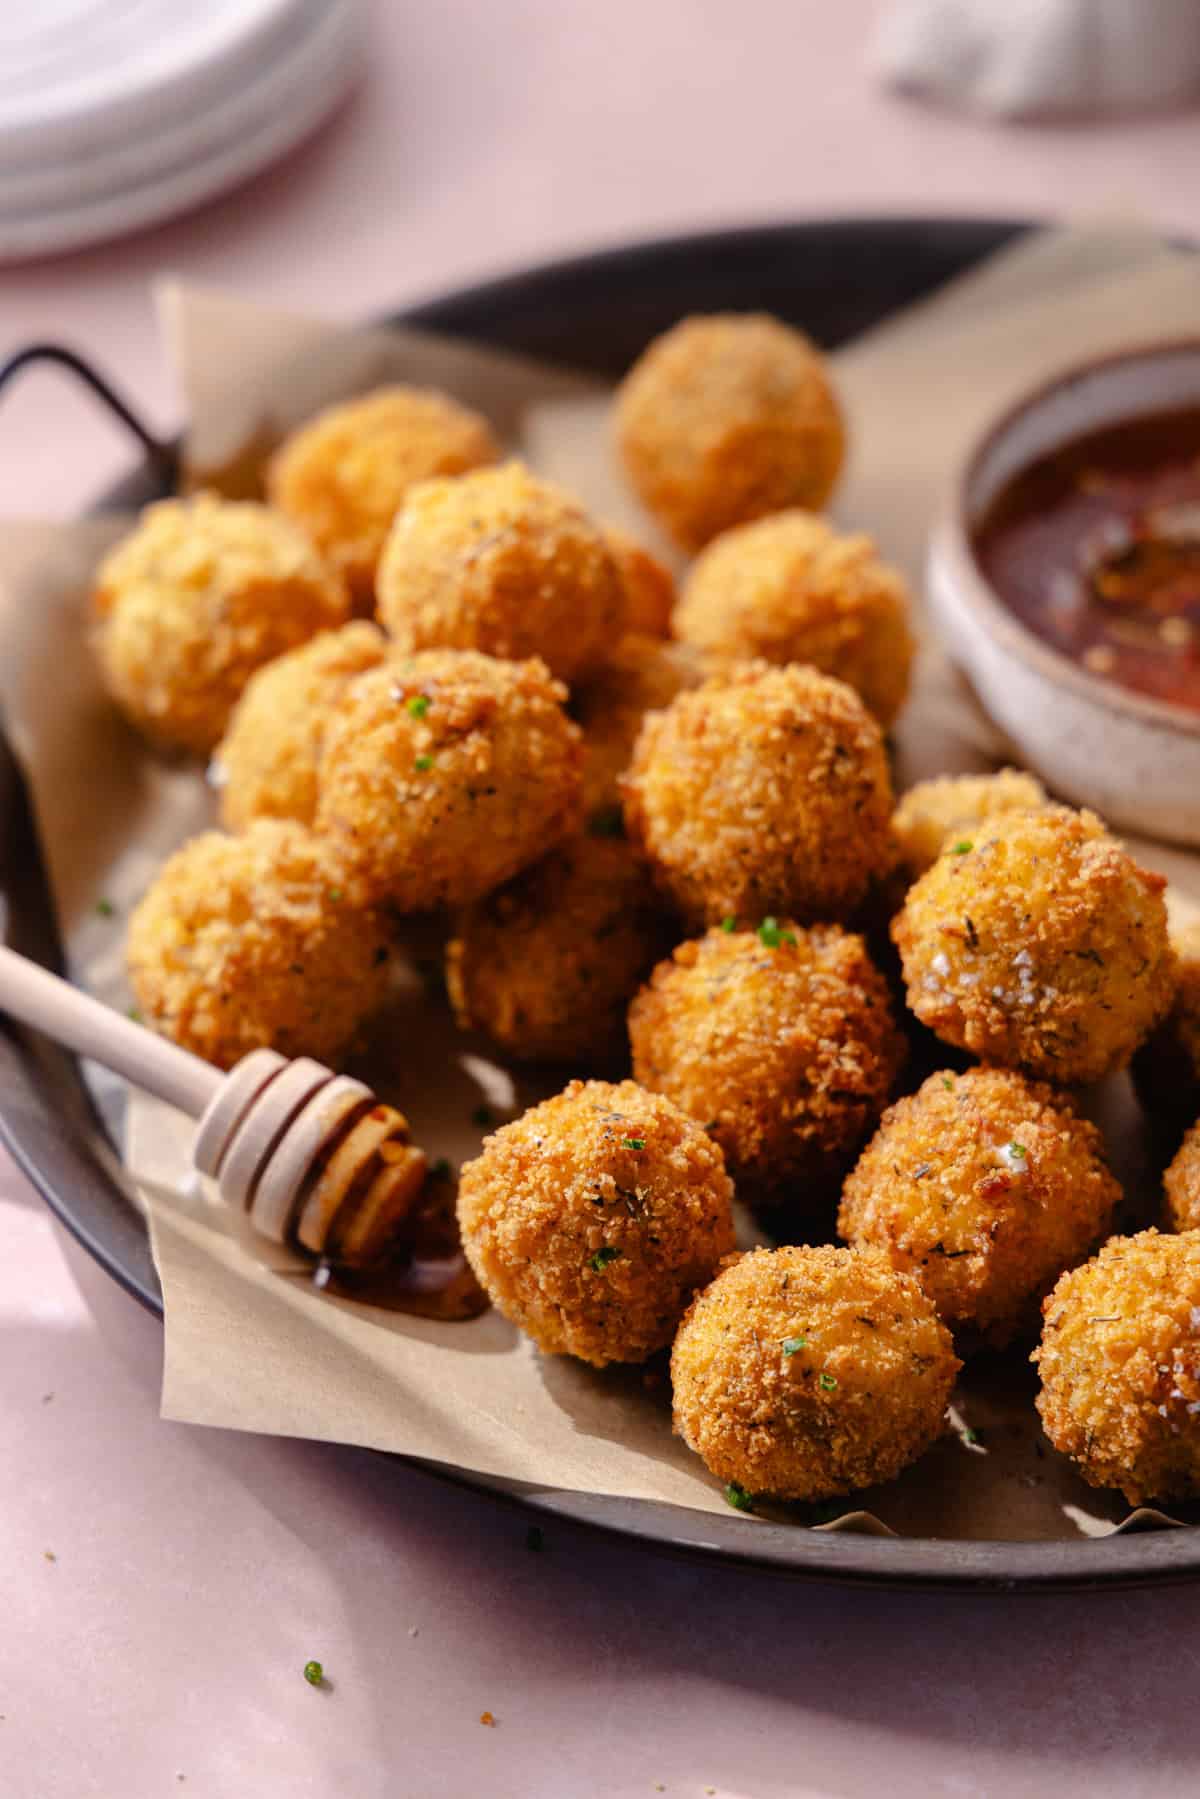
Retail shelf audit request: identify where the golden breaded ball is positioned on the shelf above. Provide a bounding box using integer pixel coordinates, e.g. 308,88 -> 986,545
315,650 -> 582,910
675,512 -> 914,727
457,1079 -> 735,1365
1133,919 -> 1200,1129
840,1067 -> 1121,1346
267,386 -> 499,612
126,821 -> 389,1070
375,461 -> 625,682
446,835 -> 673,1066
892,805 -> 1173,1085
214,622 -> 389,830
573,633 -> 701,823
614,313 -> 845,553
892,768 -> 1050,885
624,662 -> 894,928
671,1245 -> 959,1502
1034,1229 -> 1200,1505
92,495 -> 349,756
1164,1123 -> 1200,1233
629,923 -> 905,1224
603,524 -> 676,637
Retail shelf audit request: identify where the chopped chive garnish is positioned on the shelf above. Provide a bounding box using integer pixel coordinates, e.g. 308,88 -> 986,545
127,1006 -> 141,1022
781,1335 -> 808,1356
414,753 -> 435,772
95,898 -> 114,918
757,916 -> 797,949
1008,1141 -> 1027,1159
622,1137 -> 646,1151
942,1075 -> 955,1090
719,916 -> 737,933
303,1661 -> 324,1687
406,694 -> 430,718
724,1482 -> 754,1512
819,1372 -> 838,1391
327,888 -> 343,903
952,839 -> 973,855
588,1246 -> 622,1272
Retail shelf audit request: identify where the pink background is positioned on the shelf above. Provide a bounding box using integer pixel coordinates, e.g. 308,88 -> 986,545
4,3 -> 1200,1793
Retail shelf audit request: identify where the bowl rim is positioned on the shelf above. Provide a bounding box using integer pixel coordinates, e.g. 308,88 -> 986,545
945,334 -> 1200,744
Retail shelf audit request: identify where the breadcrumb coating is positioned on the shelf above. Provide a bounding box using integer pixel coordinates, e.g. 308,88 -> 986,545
1133,919 -> 1200,1129
840,1067 -> 1120,1346
457,1079 -> 734,1365
446,835 -> 673,1065
671,1244 -> 959,1501
573,633 -> 702,820
603,524 -> 676,638
615,313 -> 845,553
1164,1123 -> 1200,1233
623,662 -> 894,928
629,923 -> 905,1224
93,494 -> 348,755
126,820 -> 389,1070
675,512 -> 914,727
214,621 -> 389,830
891,768 -> 1049,884
375,461 -> 625,682
1034,1229 -> 1200,1505
315,650 -> 582,910
267,385 -> 499,612
892,805 -> 1173,1084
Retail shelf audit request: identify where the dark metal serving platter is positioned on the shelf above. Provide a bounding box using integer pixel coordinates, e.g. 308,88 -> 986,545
6,214 -> 1199,1590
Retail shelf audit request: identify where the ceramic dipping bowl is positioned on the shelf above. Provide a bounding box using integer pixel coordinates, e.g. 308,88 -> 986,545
927,340 -> 1200,847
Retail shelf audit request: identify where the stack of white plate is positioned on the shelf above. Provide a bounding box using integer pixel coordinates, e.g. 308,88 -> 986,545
0,0 -> 364,260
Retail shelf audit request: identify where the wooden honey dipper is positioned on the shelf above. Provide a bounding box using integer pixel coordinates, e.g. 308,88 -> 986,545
0,943 -> 427,1266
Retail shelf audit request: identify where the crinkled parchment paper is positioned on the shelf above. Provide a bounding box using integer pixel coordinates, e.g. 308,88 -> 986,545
4,219 -> 1200,1537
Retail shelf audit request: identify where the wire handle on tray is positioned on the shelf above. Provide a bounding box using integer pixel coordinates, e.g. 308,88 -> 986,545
0,344 -> 177,487
0,943 -> 425,1265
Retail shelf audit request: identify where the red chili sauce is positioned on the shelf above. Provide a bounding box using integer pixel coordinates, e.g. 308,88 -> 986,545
973,406 -> 1200,712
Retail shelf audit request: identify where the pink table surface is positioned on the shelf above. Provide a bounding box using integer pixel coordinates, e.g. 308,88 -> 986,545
5,3 -> 1200,1794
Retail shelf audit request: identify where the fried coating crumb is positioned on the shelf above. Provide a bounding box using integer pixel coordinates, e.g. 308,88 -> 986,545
457,1079 -> 734,1365
315,650 -> 582,910
675,512 -> 914,727
267,385 -> 499,612
630,923 -> 905,1225
615,314 -> 845,552
840,1067 -> 1121,1346
214,622 -> 389,829
603,524 -> 676,638
671,1244 -> 959,1501
892,805 -> 1173,1084
126,820 -> 389,1069
93,494 -> 348,755
376,461 -> 625,682
573,633 -> 702,820
1133,919 -> 1200,1129
1164,1123 -> 1200,1233
623,662 -> 894,928
1034,1228 -> 1200,1505
892,768 -> 1049,884
446,836 -> 673,1065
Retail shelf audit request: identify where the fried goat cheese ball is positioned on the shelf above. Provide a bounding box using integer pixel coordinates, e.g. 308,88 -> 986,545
1164,1123 -> 1200,1233
892,805 -> 1173,1085
446,835 -> 674,1066
213,621 -> 389,830
266,385 -> 500,612
1034,1229 -> 1200,1506
315,650 -> 583,911
126,821 -> 389,1070
840,1067 -> 1121,1346
603,524 -> 676,638
671,1244 -> 959,1502
1133,918 -> 1200,1130
573,632 -> 701,826
891,768 -> 1049,885
375,461 -> 626,683
92,494 -> 349,756
674,512 -> 914,728
457,1079 -> 735,1365
629,922 -> 906,1225
623,662 -> 894,928
614,313 -> 846,553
